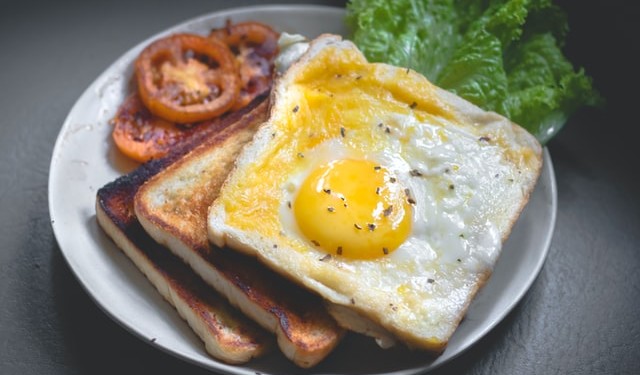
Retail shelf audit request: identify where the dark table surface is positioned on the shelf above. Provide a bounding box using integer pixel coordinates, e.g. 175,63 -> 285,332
1,1 -> 638,374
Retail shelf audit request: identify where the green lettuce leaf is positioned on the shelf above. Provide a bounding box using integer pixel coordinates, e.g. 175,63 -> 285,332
346,0 -> 602,144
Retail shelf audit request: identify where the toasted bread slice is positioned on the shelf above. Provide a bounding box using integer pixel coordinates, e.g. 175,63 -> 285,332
133,98 -> 344,368
208,35 -> 543,353
95,97 -> 275,364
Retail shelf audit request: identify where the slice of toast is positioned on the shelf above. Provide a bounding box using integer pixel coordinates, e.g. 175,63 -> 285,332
207,35 -> 543,353
133,99 -> 344,368
95,97 -> 273,364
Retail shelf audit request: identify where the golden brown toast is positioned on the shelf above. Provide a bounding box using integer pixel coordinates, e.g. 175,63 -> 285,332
133,98 -> 344,368
95,97 -> 273,364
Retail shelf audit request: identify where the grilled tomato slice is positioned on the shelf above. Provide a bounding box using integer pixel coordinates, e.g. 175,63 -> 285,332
111,93 -> 201,162
210,21 -> 278,110
135,33 -> 240,123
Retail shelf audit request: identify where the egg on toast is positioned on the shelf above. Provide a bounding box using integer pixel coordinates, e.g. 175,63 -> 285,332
208,34 -> 542,353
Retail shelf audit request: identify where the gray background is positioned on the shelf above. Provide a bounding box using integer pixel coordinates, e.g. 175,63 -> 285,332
1,0 -> 638,374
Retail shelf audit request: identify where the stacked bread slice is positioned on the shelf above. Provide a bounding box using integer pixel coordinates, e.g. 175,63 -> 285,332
97,95 -> 344,368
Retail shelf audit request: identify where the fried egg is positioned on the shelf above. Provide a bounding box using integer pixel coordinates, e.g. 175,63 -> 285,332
208,34 -> 542,352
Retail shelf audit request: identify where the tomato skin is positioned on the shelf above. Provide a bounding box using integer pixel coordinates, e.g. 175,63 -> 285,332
210,21 -> 279,58
135,33 -> 240,123
210,21 -> 279,110
111,93 -> 200,162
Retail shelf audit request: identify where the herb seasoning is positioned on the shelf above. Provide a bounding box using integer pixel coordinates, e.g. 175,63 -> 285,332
404,188 -> 416,205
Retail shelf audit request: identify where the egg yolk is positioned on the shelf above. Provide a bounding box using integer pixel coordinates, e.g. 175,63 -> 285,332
293,159 -> 412,259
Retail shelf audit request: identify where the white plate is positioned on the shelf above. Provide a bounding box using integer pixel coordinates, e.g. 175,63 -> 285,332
48,5 -> 556,375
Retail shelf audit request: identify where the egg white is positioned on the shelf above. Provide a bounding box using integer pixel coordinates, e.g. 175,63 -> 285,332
279,109 -> 505,271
